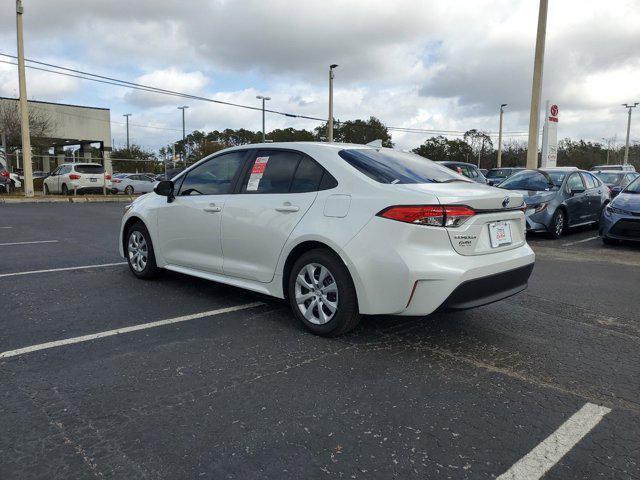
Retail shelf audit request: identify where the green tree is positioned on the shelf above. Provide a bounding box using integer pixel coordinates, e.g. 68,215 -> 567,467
111,144 -> 158,173
463,129 -> 493,168
315,116 -> 393,147
412,136 -> 473,162
266,127 -> 315,143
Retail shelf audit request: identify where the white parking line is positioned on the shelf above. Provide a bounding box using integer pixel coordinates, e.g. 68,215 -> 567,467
0,302 -> 263,360
0,226 -> 13,229
0,262 -> 127,279
497,402 -> 611,480
562,236 -> 599,247
0,240 -> 59,246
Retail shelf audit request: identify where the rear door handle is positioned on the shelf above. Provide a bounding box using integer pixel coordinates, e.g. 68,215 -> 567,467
275,205 -> 300,213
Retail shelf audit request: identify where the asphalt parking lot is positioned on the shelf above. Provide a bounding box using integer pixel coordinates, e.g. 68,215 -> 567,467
1,203 -> 639,479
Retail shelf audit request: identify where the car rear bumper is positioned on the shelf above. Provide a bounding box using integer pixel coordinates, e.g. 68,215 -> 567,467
341,217 -> 536,316
436,263 -> 534,311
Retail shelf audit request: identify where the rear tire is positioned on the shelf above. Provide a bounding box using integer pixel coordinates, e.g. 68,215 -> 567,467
44,184 -> 50,195
125,185 -> 134,195
602,237 -> 619,246
287,249 -> 361,337
547,208 -> 565,239
61,184 -> 71,196
126,222 -> 161,279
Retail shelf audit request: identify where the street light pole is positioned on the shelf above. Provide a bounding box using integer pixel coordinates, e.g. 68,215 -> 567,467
256,96 -> 271,142
328,64 -> 338,142
123,113 -> 131,150
177,106 -> 189,160
15,0 -> 33,197
622,103 -> 638,165
497,104 -> 507,168
526,0 -> 548,169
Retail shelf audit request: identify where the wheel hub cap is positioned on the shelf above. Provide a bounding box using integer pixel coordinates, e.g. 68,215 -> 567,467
295,263 -> 338,325
127,231 -> 148,272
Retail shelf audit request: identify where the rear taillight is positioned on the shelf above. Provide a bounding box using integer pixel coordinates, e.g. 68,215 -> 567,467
0,171 -> 9,178
377,205 -> 475,227
69,173 -> 81,180
112,179 -> 121,183
105,174 -> 111,180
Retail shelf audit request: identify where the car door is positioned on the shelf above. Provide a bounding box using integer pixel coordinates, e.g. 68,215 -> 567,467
221,150 -> 321,283
581,172 -> 600,221
139,175 -> 155,193
46,167 -> 60,193
155,151 -> 248,274
564,173 -> 588,225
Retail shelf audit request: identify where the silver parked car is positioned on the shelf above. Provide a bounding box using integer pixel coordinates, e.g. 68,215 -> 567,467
111,173 -> 157,195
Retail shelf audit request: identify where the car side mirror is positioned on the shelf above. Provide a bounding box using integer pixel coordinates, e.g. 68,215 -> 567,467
570,188 -> 585,196
154,180 -> 175,202
611,186 -> 622,196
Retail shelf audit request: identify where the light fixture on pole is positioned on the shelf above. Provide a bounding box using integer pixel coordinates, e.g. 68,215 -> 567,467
526,0 -> 548,169
622,103 -> 638,165
15,0 -> 33,197
123,114 -> 131,150
256,96 -> 271,143
497,104 -> 507,168
328,64 -> 338,142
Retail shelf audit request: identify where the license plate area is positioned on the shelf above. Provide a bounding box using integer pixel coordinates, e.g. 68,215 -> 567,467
488,221 -> 512,248
90,178 -> 97,182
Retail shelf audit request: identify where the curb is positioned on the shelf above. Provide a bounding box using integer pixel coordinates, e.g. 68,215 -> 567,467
0,195 -> 137,204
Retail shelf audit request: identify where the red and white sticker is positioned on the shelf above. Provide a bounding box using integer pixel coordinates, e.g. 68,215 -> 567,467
247,156 -> 269,191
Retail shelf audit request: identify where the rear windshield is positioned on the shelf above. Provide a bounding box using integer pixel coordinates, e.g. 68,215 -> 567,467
500,170 -> 557,191
594,172 -> 624,184
74,165 -> 104,174
338,149 -> 465,184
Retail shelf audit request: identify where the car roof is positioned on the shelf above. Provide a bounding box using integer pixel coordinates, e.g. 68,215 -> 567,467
60,162 -> 103,166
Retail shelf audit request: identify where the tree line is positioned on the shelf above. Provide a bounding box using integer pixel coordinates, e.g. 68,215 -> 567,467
6,107 -> 629,173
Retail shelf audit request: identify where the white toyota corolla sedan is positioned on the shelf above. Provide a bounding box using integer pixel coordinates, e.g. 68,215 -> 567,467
119,142 -> 534,336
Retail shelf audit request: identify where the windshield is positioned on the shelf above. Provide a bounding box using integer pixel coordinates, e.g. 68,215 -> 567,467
339,149 -> 466,184
487,169 -> 514,178
594,172 -> 624,185
499,170 -> 557,191
541,171 -> 567,187
625,177 -> 640,193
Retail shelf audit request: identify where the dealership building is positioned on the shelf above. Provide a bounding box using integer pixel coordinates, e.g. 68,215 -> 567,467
0,96 -> 112,172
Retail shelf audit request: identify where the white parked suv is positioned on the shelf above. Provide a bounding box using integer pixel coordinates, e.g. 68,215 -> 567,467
44,163 -> 111,195
120,143 -> 535,336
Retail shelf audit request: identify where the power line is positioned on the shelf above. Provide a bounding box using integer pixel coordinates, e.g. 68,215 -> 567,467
0,52 -> 531,138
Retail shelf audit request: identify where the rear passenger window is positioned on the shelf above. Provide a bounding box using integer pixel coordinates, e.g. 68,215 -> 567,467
243,150 -> 301,194
290,156 -> 324,193
582,173 -> 596,189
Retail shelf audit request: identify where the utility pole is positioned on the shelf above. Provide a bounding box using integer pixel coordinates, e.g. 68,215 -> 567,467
255,96 -> 270,142
328,64 -> 338,142
177,106 -> 189,160
497,104 -> 507,167
622,103 -> 638,165
16,0 -> 33,196
526,0 -> 548,169
123,113 -> 131,150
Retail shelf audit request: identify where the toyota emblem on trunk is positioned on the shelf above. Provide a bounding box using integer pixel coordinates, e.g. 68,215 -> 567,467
502,197 -> 510,208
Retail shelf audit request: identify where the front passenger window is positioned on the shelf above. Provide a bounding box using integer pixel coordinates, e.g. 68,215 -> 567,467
178,152 -> 245,196
566,173 -> 584,192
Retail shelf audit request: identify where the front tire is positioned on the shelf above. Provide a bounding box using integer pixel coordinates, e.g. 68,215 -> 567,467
287,249 -> 361,337
547,208 -> 565,239
126,222 -> 160,279
602,237 -> 619,246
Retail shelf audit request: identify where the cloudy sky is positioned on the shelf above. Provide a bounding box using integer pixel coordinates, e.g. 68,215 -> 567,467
1,0 -> 639,152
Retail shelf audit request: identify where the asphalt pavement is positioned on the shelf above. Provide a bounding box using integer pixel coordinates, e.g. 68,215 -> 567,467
1,203 -> 638,479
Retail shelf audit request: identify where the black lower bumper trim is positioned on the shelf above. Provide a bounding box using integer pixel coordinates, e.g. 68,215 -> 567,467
437,263 -> 534,311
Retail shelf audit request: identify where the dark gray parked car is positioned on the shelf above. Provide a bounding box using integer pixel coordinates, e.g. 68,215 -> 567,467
437,161 -> 488,184
498,168 -> 610,238
593,171 -> 639,199
486,167 -> 525,186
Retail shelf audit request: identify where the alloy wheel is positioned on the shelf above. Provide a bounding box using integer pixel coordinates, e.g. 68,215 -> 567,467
127,231 -> 148,273
555,211 -> 564,237
295,263 -> 338,325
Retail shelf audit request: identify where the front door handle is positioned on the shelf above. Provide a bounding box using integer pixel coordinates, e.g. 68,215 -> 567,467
275,205 -> 300,213
203,203 -> 222,213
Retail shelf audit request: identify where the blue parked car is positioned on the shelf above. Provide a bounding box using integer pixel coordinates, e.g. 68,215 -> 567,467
498,167 -> 610,238
600,176 -> 640,245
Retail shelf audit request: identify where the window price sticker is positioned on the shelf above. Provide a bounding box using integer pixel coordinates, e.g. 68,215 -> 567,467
247,156 -> 269,191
